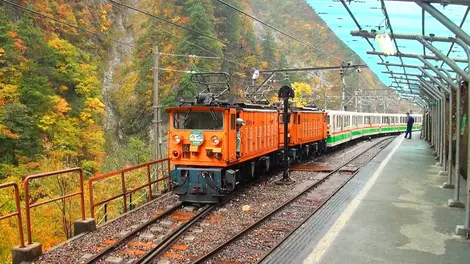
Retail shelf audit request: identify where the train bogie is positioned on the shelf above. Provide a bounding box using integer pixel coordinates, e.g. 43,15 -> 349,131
171,167 -> 235,203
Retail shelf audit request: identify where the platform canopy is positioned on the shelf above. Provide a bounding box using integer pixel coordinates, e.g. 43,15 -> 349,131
306,0 -> 470,102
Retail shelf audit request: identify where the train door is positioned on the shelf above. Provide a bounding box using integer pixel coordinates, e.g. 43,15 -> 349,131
327,113 -> 332,136
297,112 -> 302,142
229,109 -> 237,162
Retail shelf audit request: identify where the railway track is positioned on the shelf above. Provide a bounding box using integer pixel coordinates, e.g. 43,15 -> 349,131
85,202 -> 214,264
188,136 -> 395,264
84,136 -> 393,264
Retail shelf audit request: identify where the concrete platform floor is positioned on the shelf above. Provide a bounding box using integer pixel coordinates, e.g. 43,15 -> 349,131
263,133 -> 470,264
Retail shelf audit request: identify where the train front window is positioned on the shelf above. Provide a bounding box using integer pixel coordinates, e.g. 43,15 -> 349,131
173,110 -> 224,130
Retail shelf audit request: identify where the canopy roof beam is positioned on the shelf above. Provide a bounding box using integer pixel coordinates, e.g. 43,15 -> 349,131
379,61 -> 459,90
382,71 -> 451,80
416,1 -> 470,46
416,37 -> 470,82
440,6 -> 470,68
377,62 -> 457,74
384,0 -> 470,5
338,0 -> 393,74
367,51 -> 468,63
351,30 -> 470,81
352,30 -> 460,43
367,51 -> 470,82
379,0 -> 411,87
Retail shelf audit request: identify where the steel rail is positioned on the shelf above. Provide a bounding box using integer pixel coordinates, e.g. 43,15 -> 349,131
85,202 -> 184,264
255,137 -> 395,263
135,204 -> 215,264
136,172 -> 274,264
138,137 -> 396,264
191,136 -> 396,263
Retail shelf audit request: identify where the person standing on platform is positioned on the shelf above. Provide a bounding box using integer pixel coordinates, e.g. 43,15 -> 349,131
404,112 -> 414,139
236,118 -> 245,158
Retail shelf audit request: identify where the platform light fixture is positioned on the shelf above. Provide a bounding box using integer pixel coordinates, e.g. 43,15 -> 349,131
375,33 -> 396,56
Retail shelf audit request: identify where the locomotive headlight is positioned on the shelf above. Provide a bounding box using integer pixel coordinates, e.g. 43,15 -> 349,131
211,135 -> 220,145
173,135 -> 181,144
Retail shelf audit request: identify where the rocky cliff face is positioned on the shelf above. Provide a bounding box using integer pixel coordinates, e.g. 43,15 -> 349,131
102,2 -> 135,143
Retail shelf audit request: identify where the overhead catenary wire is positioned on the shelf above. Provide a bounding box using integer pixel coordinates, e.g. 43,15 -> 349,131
157,68 -> 200,74
158,53 -> 221,60
106,0 -> 251,70
108,0 -> 320,74
215,11 -> 281,66
213,0 -> 345,63
439,6 -> 469,69
108,0 -> 284,68
107,0 -> 230,46
379,0 -> 412,93
1,0 -> 243,67
0,0 -> 134,48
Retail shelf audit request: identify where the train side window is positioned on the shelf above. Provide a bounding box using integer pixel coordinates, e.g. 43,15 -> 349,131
231,114 -> 236,130
298,115 -> 301,124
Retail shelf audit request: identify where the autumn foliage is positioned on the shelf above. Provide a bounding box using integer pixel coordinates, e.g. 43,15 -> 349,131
0,1 -> 107,260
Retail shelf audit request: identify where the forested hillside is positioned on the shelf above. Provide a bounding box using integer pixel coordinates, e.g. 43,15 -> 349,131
0,0 -> 416,260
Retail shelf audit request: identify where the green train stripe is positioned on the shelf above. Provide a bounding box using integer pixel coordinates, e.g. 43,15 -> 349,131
327,125 -> 422,146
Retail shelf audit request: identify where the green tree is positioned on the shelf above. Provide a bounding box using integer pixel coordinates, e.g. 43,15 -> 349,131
176,0 -> 223,71
261,31 -> 276,67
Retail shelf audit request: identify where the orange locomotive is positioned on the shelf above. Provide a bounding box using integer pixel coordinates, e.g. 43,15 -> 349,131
281,106 -> 328,162
168,73 -> 327,203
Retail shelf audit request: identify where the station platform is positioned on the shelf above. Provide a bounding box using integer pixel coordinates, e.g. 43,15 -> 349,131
262,132 -> 470,264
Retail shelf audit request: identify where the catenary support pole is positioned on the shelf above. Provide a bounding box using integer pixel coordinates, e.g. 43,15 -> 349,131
451,83 -> 464,208
466,80 -> 470,233
416,2 -> 470,47
417,37 -> 470,83
447,85 -> 454,185
152,45 -> 161,190
420,80 -> 443,162
417,68 -> 451,170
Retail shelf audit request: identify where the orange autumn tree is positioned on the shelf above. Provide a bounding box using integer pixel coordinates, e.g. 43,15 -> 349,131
0,5 -> 107,260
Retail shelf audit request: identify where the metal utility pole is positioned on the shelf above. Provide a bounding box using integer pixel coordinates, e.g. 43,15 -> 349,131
152,45 -> 163,187
340,75 -> 345,111
354,90 -> 358,111
383,96 -> 386,113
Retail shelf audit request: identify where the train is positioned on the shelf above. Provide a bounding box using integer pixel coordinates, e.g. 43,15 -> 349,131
167,73 -> 422,203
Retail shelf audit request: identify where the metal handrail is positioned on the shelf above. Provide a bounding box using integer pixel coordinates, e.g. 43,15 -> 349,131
23,168 -> 85,245
0,182 -> 25,247
88,158 -> 171,218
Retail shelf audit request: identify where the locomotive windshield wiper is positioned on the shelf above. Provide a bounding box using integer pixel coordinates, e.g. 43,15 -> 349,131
183,109 -> 192,121
210,108 -> 217,121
